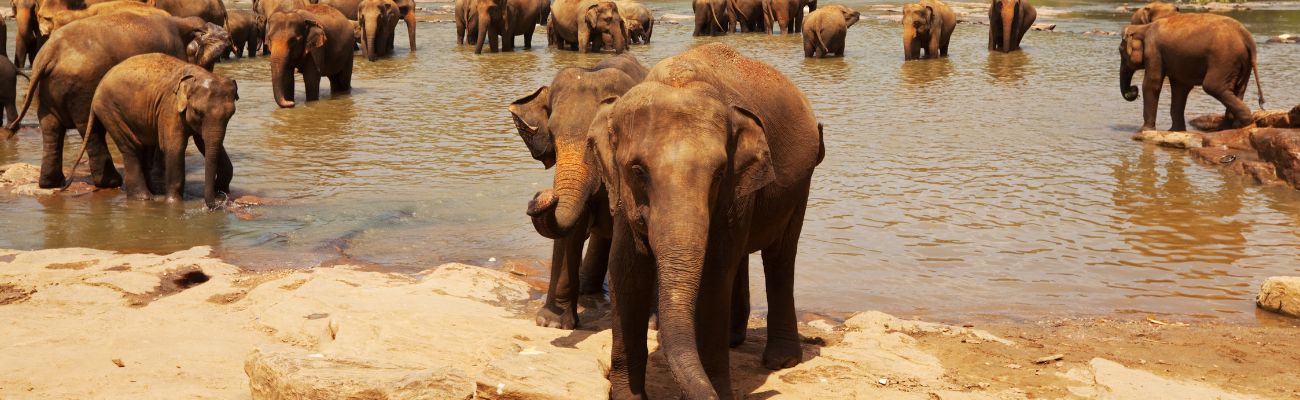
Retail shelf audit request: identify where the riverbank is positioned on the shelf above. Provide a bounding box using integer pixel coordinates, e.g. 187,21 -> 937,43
1,247 -> 1297,399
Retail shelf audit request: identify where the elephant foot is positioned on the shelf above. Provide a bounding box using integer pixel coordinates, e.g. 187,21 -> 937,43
37,174 -> 65,189
761,340 -> 803,370
535,303 -> 578,330
729,327 -> 746,348
95,170 -> 124,189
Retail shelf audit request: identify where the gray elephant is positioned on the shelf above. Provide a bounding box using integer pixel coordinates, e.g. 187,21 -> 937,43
83,54 -> 237,208
550,0 -> 627,52
358,0 -> 400,59
589,42 -> 824,399
266,5 -> 355,108
802,4 -> 859,57
730,0 -> 768,32
511,54 -> 647,329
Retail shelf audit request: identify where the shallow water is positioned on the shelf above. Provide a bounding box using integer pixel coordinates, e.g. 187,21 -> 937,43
2,0 -> 1299,322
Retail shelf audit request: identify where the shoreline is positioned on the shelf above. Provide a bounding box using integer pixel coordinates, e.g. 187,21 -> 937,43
2,246 -> 1297,399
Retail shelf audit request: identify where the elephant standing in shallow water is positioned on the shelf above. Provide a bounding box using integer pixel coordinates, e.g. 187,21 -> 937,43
1119,13 -> 1263,132
266,5 -> 354,108
589,43 -> 824,399
549,0 -> 627,52
512,54 -> 647,329
988,0 -> 1034,52
901,0 -> 955,60
802,4 -> 859,57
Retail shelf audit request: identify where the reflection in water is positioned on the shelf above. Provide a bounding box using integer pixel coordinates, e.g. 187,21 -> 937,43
985,50 -> 1031,85
1,3 -> 1299,322
899,58 -> 954,87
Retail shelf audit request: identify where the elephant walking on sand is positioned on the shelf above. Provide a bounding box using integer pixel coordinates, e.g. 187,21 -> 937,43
901,0 -> 955,60
510,54 -> 647,329
988,0 -> 1035,52
802,4 -> 859,57
266,5 -> 355,108
1120,13 -> 1264,132
589,43 -> 824,399
6,12 -> 229,189
83,54 -> 238,209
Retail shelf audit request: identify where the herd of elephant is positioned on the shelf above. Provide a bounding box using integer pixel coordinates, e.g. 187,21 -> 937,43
0,0 -> 422,209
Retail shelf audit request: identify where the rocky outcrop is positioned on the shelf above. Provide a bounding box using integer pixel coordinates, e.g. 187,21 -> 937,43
1257,277 -> 1300,318
1249,129 -> 1300,188
1133,108 -> 1300,193
1189,106 -> 1300,132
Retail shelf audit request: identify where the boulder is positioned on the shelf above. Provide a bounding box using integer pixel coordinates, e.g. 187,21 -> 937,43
1257,277 -> 1300,318
1133,130 -> 1203,149
1189,108 -> 1297,132
1030,23 -> 1055,31
1201,128 -> 1254,150
1248,128 -> 1300,187
245,347 -> 475,400
1266,34 -> 1297,44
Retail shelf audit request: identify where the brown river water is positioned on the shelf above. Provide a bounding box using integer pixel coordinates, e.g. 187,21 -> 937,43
1,0 -> 1299,322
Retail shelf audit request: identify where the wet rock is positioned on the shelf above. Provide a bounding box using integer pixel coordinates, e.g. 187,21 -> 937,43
1190,107 -> 1298,131
0,163 -> 53,196
1248,128 -> 1300,187
1201,128 -> 1254,150
1084,28 -> 1117,36
1190,147 -> 1282,186
1257,277 -> 1300,318
1266,34 -> 1298,44
1030,23 -> 1055,31
1133,130 -> 1203,149
245,347 -> 474,400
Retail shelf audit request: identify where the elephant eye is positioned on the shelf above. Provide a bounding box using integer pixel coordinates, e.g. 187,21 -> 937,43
630,164 -> 648,183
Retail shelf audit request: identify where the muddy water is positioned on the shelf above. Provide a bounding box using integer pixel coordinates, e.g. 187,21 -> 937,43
1,1 -> 1299,322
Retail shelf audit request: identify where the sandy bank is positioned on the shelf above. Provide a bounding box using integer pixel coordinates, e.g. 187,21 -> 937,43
1,247 -> 1297,399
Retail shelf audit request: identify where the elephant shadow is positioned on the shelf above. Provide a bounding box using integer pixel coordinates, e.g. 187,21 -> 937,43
899,58 -> 954,87
984,50 -> 1031,85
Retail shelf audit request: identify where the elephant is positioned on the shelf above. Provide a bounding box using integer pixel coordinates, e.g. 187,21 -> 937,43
49,0 -> 170,33
454,0 -> 479,45
0,57 -> 29,130
802,4 -> 859,58
266,5 -> 355,108
150,0 -> 228,25
83,54 -> 237,208
226,10 -> 266,58
729,0 -> 768,33
13,0 -> 43,69
988,0 -> 1035,52
358,0 -> 400,59
550,0 -> 627,53
511,53 -> 647,329
500,0 -> 548,50
587,43 -> 824,399
254,0 -> 309,54
616,1 -> 652,43
6,12 -> 229,189
466,0 -> 506,54
35,0 -> 87,39
901,0 -> 955,60
1120,13 -> 1264,132
692,0 -> 729,36
391,0 -> 417,51
1130,1 -> 1177,25
0,18 -> 7,57
316,0 -> 362,18
765,0 -> 807,34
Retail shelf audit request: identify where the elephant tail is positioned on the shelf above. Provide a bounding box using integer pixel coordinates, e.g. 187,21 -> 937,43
63,108 -> 96,191
1251,48 -> 1265,110
6,58 -> 45,132
15,70 -> 29,80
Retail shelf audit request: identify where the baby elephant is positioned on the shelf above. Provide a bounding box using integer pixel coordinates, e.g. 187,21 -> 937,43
802,4 -> 860,57
86,54 -> 238,209
901,0 -> 955,60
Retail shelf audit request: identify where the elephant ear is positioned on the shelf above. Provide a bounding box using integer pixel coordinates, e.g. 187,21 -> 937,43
1131,7 -> 1150,24
1122,25 -> 1146,65
587,96 -> 624,217
305,19 -> 328,71
509,86 -> 555,168
729,106 -> 775,201
846,9 -> 860,27
174,74 -> 196,114
584,4 -> 600,27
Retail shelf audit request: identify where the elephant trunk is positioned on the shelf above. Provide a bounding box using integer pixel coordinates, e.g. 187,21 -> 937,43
903,29 -> 914,60
649,198 -> 717,400
474,10 -> 490,53
14,9 -> 33,68
203,125 -> 225,209
1001,2 -> 1016,51
363,17 -> 379,60
405,9 -> 417,50
1120,60 -> 1139,102
612,19 -> 627,53
269,44 -> 296,108
527,143 -> 596,239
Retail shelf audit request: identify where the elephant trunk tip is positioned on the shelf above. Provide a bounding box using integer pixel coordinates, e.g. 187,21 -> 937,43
1123,86 -> 1139,102
526,189 -> 566,239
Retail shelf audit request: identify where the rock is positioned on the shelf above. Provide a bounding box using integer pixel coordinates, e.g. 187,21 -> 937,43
245,347 -> 474,400
1249,128 -> 1300,187
476,351 -> 609,399
1133,130 -> 1203,149
1190,108 -> 1297,131
1201,128 -> 1254,150
1062,358 -> 1262,399
1257,277 -> 1300,318
1266,34 -> 1298,44
1030,23 -> 1055,31
1084,28 -> 1117,36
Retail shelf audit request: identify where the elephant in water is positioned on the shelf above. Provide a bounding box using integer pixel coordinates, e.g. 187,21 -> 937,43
988,0 -> 1035,52
901,0 -> 955,60
802,4 -> 859,57
589,43 -> 824,399
1130,0 -> 1177,25
549,0 -> 627,52
1119,13 -> 1264,132
265,5 -> 355,108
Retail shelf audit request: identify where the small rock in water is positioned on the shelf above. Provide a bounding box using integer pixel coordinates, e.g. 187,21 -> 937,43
1083,28 -> 1117,36
1267,34 -> 1298,44
1257,276 -> 1300,318
1031,23 -> 1055,31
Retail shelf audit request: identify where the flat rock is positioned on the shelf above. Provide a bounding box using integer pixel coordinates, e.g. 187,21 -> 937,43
245,347 -> 474,400
1257,276 -> 1300,318
1133,130 -> 1203,149
1063,358 -> 1262,399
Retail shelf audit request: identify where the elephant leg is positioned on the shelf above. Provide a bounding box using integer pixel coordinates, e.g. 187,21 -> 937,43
760,186 -> 809,371
607,223 -> 653,400
579,233 -> 610,295
729,257 -> 750,348
803,35 -> 813,57
695,17 -> 707,36
697,252 -> 737,397
37,114 -> 69,188
1140,71 -> 1164,131
330,69 -> 353,94
524,32 -> 533,50
537,221 -> 588,329
162,133 -> 187,203
1169,83 -> 1193,132
1205,77 -> 1252,129
118,141 -> 151,200
147,148 -> 166,194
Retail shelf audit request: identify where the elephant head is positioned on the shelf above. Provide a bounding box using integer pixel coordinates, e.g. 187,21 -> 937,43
266,10 -> 328,108
624,18 -> 642,43
1118,24 -> 1149,102
358,0 -> 396,60
580,1 -> 626,53
183,20 -> 234,71
512,65 -> 640,239
473,0 -> 505,54
993,0 -> 1022,51
590,82 -> 775,399
175,68 -> 240,208
13,0 -> 42,67
36,0 -> 86,37
902,3 -> 934,59
1130,1 -> 1177,25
